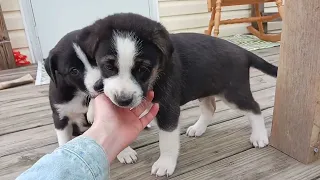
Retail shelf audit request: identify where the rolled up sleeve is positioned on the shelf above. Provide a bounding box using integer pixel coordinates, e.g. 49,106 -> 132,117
17,136 -> 109,180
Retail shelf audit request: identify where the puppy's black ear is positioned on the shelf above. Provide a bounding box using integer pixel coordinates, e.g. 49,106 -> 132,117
44,53 -> 58,86
152,24 -> 174,62
76,26 -> 99,59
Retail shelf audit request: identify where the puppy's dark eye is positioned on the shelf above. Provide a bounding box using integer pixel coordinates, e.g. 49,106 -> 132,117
103,64 -> 114,71
69,68 -> 79,76
138,66 -> 150,73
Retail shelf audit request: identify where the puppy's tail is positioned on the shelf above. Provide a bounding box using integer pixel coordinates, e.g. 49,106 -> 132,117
249,53 -> 278,77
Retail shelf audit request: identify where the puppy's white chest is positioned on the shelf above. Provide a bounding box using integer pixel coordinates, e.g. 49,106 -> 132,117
54,92 -> 88,120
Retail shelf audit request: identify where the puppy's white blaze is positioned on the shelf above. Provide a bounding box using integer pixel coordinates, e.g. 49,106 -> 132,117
72,43 -> 92,70
85,68 -> 101,95
104,33 -> 143,107
114,33 -> 138,76
73,43 -> 101,95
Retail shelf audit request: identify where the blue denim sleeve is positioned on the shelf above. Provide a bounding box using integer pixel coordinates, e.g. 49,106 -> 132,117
16,136 -> 109,180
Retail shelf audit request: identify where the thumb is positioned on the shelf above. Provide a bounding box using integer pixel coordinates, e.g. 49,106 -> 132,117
94,94 -> 115,110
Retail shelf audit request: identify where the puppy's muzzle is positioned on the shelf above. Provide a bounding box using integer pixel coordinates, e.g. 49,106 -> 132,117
115,93 -> 133,107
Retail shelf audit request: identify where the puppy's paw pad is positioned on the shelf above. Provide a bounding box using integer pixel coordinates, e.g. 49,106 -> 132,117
151,156 -> 177,177
117,148 -> 138,164
250,130 -> 269,148
186,124 -> 207,137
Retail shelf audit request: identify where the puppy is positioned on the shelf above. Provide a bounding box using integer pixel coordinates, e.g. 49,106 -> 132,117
76,13 -> 277,177
45,30 -> 138,164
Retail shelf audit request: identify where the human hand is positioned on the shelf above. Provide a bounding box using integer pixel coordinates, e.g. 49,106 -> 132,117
83,91 -> 159,162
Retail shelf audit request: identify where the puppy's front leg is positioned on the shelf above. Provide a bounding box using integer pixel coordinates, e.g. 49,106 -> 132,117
152,104 -> 180,177
53,113 -> 73,146
117,146 -> 138,164
87,99 -> 95,124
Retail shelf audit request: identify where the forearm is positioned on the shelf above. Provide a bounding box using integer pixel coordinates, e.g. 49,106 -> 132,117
17,136 -> 109,180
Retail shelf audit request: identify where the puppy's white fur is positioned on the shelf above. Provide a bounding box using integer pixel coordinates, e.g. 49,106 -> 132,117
73,43 -> 101,96
54,91 -> 89,145
55,124 -> 73,146
187,97 -> 215,137
73,42 -> 141,164
103,33 -> 143,108
152,126 -> 180,177
248,112 -> 269,148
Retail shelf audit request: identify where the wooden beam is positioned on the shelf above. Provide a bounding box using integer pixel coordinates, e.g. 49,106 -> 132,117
0,5 -> 16,70
270,0 -> 320,164
251,3 -> 268,33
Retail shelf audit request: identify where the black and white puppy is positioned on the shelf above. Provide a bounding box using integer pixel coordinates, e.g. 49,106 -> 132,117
45,30 -> 140,164
76,13 -> 277,177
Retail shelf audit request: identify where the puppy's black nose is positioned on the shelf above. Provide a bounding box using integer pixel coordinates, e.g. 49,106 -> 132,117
93,79 -> 103,92
115,95 -> 133,107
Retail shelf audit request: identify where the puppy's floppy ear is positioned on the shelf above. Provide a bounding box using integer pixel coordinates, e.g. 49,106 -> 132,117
44,53 -> 58,86
152,24 -> 174,62
76,26 -> 99,59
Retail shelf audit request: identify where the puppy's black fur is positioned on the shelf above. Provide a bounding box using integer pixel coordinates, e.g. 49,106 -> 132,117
45,30 -> 101,145
76,13 -> 277,175
76,13 -> 277,130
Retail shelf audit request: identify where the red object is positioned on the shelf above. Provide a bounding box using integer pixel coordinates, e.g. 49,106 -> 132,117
13,50 -> 31,66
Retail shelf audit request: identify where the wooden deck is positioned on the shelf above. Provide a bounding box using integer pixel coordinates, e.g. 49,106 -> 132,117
1,47 -> 320,180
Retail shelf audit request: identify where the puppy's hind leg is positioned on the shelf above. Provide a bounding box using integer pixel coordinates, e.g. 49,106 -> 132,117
186,96 -> 216,137
222,85 -> 269,148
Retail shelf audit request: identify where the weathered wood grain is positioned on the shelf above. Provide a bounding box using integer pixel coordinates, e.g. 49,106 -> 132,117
0,86 -> 276,158
0,73 -> 276,136
0,5 -> 16,70
0,108 -> 274,180
172,147 -> 320,180
270,0 -> 320,164
110,108 -> 274,180
0,144 -> 56,180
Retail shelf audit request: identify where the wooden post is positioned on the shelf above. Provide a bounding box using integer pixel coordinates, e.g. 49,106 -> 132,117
270,0 -> 320,164
0,5 -> 16,70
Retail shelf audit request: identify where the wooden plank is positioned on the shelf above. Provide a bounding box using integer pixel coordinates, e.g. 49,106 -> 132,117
3,11 -> 24,31
0,144 -> 56,180
0,5 -> 16,70
111,108 -> 274,180
161,10 -> 251,31
270,0 -> 320,164
0,64 -> 36,76
159,0 -> 250,17
0,0 -> 20,12
0,73 -> 276,137
171,147 -> 320,180
0,86 -> 276,158
8,30 -> 28,49
0,108 -> 274,180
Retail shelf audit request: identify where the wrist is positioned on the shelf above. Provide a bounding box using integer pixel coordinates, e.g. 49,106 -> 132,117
83,123 -> 121,163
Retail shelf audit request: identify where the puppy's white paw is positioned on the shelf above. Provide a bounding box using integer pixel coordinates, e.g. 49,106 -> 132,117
151,156 -> 177,177
186,123 -> 207,137
87,100 -> 94,124
250,129 -> 269,148
146,123 -> 152,128
117,147 -> 138,164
